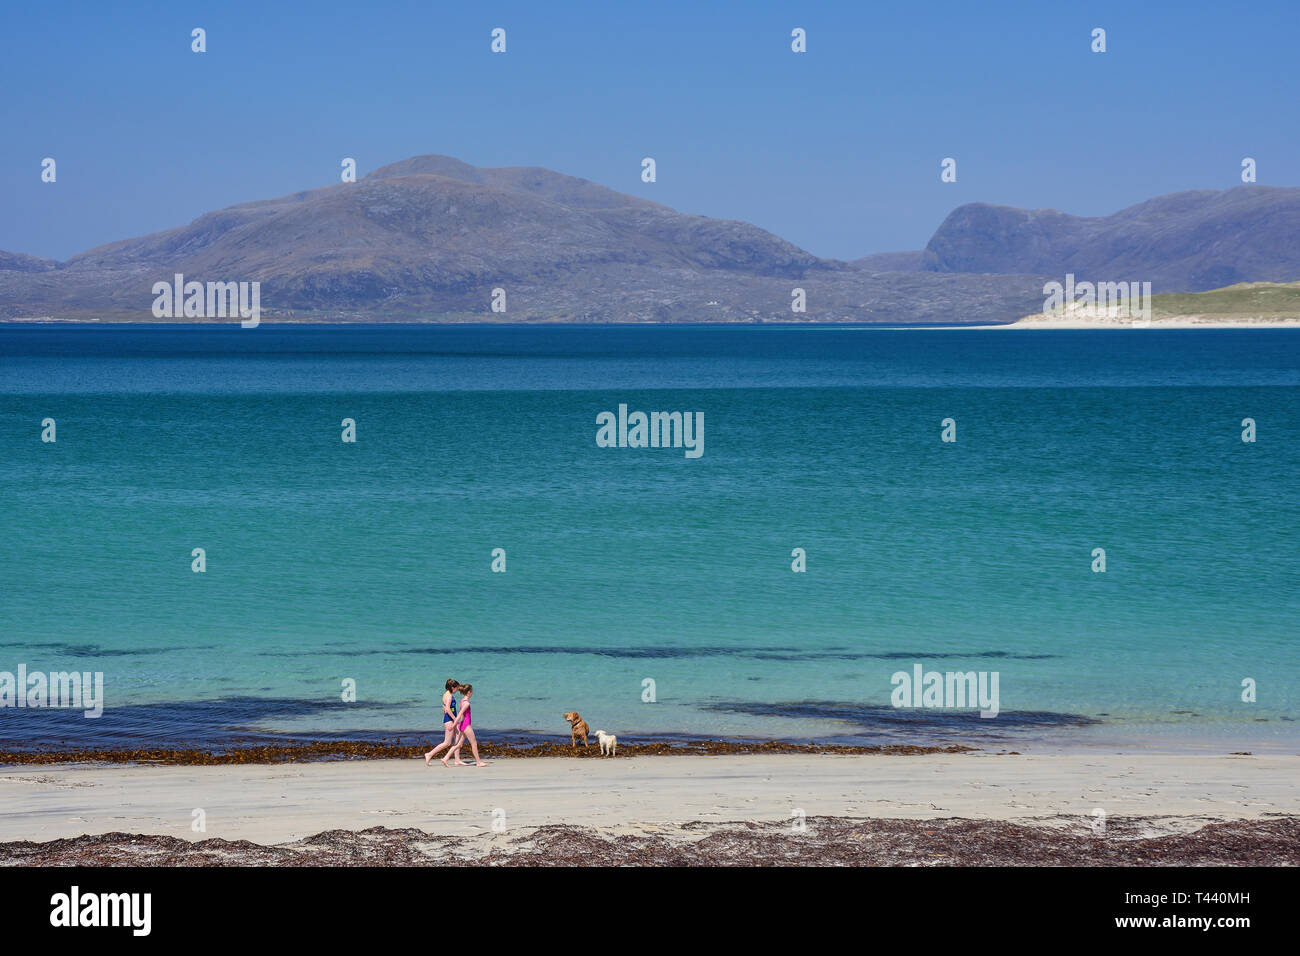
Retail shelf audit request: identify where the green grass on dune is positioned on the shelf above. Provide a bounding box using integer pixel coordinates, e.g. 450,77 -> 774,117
1152,281 -> 1300,318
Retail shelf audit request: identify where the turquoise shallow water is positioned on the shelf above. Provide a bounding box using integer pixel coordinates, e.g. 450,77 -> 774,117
1,325 -> 1297,752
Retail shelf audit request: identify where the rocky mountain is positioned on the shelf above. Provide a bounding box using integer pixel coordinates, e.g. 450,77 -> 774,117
0,157 -> 1295,323
922,186 -> 1300,292
0,251 -> 57,273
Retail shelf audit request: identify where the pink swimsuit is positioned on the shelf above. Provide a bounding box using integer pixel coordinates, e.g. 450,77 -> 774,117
458,703 -> 471,732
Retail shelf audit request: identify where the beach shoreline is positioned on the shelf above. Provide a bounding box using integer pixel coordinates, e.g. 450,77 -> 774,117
3,727 -> 1294,766
0,739 -> 975,766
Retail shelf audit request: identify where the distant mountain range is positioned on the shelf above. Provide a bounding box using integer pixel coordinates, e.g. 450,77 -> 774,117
921,187 -> 1300,292
2,155 -> 1297,323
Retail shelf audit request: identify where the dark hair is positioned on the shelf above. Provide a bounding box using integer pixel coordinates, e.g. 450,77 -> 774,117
445,679 -> 460,692
459,684 -> 473,695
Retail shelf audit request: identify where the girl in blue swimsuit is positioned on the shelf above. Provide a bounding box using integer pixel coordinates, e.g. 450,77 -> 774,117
423,679 -> 461,766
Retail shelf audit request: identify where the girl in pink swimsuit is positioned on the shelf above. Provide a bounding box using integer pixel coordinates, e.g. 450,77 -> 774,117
443,684 -> 488,768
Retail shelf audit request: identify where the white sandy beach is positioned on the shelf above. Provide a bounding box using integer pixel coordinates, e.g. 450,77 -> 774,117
924,317 -> 1300,330
988,317 -> 1300,329
2,752 -> 1296,847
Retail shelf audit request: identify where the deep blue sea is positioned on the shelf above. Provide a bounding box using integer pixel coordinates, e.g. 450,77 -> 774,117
1,324 -> 1297,753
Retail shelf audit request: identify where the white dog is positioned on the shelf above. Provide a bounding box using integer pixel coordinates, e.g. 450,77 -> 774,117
593,730 -> 617,756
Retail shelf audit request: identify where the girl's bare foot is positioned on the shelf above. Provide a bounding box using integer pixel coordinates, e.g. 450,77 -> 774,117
441,754 -> 452,767
452,759 -> 468,766
424,752 -> 433,766
473,761 -> 488,767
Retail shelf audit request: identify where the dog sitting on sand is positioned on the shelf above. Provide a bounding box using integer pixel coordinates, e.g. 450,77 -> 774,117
562,711 -> 590,748
594,730 -> 617,756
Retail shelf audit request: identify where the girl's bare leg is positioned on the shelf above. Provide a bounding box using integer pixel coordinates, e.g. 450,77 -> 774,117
443,732 -> 467,766
425,725 -> 455,765
465,727 -> 488,767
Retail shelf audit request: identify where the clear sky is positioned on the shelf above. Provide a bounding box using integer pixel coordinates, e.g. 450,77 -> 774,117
2,0 -> 1297,262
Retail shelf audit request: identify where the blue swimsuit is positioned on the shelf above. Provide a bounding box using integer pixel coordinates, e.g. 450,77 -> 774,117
443,695 -> 458,724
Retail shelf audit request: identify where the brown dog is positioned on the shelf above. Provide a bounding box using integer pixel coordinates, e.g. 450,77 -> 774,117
562,712 -> 590,749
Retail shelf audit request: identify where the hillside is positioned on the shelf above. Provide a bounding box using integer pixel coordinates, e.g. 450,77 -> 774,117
1,158 -> 1296,324
923,187 -> 1300,292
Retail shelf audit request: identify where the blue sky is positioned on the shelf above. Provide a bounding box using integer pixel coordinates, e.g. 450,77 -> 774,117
2,0 -> 1297,262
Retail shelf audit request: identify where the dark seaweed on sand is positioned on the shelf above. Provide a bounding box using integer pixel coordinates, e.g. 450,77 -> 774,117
3,817 -> 1296,867
0,739 -> 973,766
